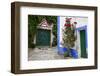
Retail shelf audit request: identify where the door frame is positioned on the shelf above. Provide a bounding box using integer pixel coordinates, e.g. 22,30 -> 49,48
76,25 -> 87,58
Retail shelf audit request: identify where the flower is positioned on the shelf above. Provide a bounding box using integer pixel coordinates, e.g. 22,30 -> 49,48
74,22 -> 77,24
64,24 -> 71,27
65,18 -> 72,22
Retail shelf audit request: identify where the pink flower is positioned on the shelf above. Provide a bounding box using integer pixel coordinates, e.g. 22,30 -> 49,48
74,22 -> 77,24
65,18 -> 72,22
64,24 -> 71,27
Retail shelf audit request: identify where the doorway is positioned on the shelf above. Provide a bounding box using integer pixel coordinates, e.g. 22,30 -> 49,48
80,30 -> 87,58
36,29 -> 50,46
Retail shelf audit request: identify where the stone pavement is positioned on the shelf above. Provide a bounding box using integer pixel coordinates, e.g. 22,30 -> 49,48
28,47 -> 65,61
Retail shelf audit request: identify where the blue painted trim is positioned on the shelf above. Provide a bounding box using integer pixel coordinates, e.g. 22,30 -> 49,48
57,16 -> 65,54
57,16 -> 60,51
76,25 -> 88,48
76,25 -> 87,31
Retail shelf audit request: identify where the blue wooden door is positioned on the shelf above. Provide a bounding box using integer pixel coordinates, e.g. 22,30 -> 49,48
36,29 -> 50,46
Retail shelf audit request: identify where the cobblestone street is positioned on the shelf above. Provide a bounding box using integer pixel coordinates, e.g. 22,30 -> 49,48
28,47 -> 65,61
